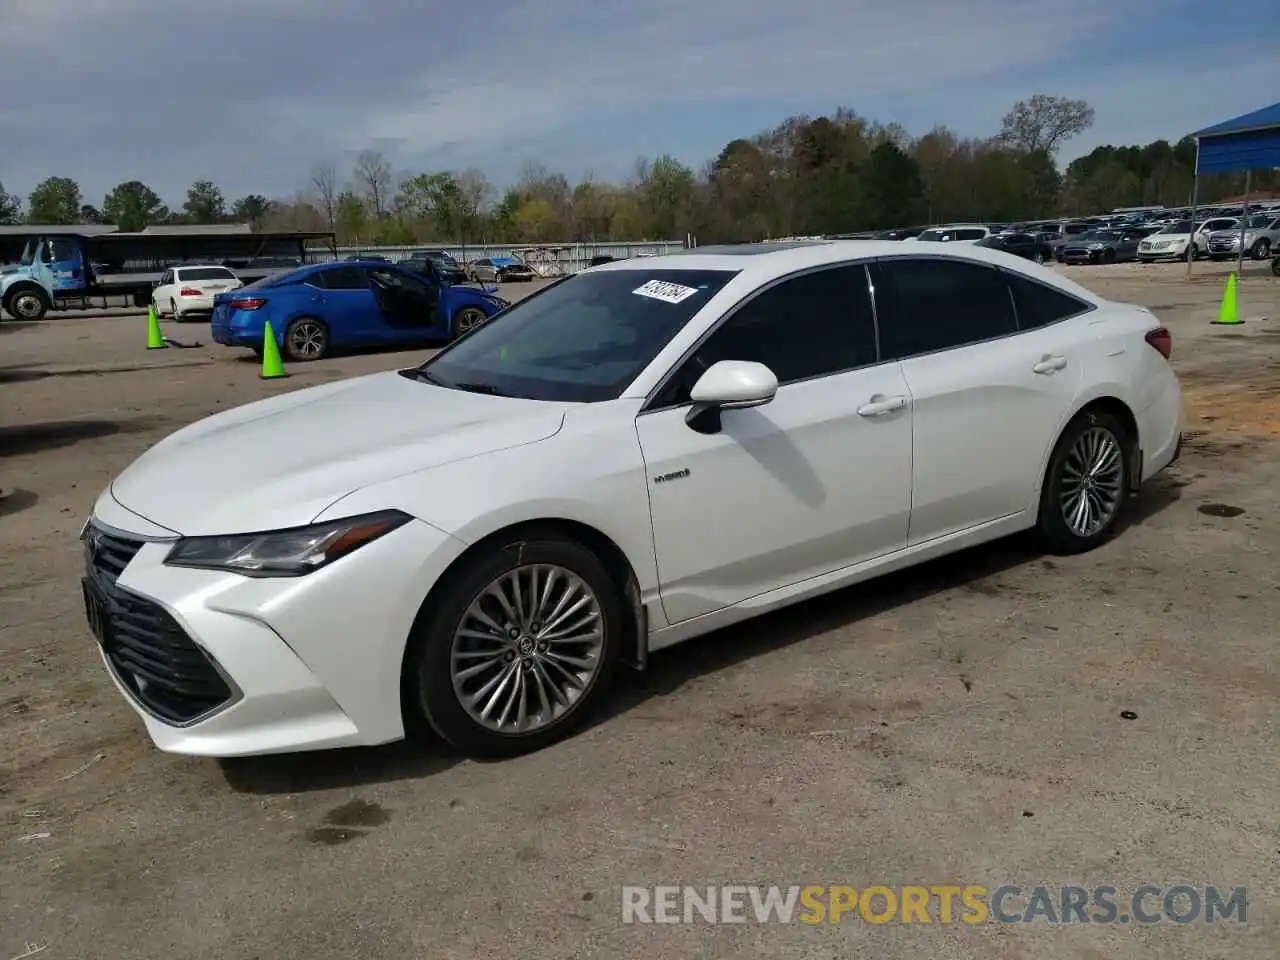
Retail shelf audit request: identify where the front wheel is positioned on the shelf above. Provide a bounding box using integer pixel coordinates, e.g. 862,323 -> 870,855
283,317 -> 329,361
407,534 -> 623,757
5,289 -> 50,321
1033,251 -> 1047,264
452,306 -> 488,339
1036,410 -> 1130,555
1252,239 -> 1271,260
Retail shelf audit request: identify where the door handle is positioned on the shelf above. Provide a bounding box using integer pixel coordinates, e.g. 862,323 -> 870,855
1032,355 -> 1067,374
857,394 -> 907,417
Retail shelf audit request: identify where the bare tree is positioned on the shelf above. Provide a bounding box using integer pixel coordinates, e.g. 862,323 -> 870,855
353,150 -> 393,219
310,160 -> 338,230
998,95 -> 1095,155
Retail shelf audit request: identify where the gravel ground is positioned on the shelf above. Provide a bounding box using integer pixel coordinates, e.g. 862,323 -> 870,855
0,263 -> 1276,960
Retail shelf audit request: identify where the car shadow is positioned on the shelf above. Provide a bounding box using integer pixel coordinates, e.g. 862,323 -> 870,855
220,740 -> 462,795
219,476 -> 1184,791
0,419 -> 123,457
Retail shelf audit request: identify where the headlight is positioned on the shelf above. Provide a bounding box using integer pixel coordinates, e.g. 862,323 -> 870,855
164,510 -> 411,576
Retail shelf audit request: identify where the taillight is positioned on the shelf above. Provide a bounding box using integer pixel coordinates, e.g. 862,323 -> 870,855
179,287 -> 202,297
230,298 -> 267,311
1145,326 -> 1172,359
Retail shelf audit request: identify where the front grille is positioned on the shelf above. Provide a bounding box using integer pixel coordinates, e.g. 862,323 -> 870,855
83,523 -> 234,725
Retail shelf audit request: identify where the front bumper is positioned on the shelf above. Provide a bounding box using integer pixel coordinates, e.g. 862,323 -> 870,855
80,507 -> 468,757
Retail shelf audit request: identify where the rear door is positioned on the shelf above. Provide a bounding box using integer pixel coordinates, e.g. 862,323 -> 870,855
871,256 -> 1085,545
311,265 -> 381,341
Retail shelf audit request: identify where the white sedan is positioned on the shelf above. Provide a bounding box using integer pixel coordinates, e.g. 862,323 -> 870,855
152,265 -> 243,320
82,241 -> 1183,759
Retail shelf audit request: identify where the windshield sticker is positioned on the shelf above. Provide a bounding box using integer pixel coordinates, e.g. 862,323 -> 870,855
633,280 -> 700,304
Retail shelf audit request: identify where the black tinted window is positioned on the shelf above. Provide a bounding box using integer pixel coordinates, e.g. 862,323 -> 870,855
874,258 -> 1017,358
1005,272 -> 1091,329
675,264 -> 877,394
316,266 -> 368,290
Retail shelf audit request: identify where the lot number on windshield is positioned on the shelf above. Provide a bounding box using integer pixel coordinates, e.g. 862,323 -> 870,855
633,280 -> 700,304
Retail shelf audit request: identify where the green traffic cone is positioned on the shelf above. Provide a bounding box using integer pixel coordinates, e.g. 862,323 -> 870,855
1211,272 -> 1242,325
146,304 -> 166,349
260,320 -> 287,379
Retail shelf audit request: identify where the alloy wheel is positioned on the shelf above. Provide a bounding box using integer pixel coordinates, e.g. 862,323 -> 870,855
1059,426 -> 1124,538
288,320 -> 326,359
449,563 -> 605,735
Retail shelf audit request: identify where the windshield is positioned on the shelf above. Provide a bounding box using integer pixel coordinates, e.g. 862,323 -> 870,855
1084,231 -> 1120,241
1245,215 -> 1272,228
424,253 -> 459,267
915,229 -> 950,242
416,268 -> 739,402
180,267 -> 236,281
19,239 -> 38,266
1159,221 -> 1192,234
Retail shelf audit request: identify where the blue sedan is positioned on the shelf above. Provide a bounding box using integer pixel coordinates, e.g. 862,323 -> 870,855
211,260 -> 509,361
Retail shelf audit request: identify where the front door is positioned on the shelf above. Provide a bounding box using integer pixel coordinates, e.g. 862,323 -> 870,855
369,266 -> 439,335
636,262 -> 914,625
870,257 -> 1085,545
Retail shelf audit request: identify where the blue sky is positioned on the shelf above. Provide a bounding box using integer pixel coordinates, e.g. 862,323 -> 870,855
0,0 -> 1275,208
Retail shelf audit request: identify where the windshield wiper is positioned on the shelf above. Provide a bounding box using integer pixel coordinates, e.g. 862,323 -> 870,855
453,381 -> 516,397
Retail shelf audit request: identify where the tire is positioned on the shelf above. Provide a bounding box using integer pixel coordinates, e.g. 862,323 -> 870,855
282,316 -> 329,361
170,299 -> 180,322
1036,409 -> 1130,555
1252,239 -> 1270,260
1102,249 -> 1117,264
1033,251 -> 1047,264
452,306 -> 488,339
3,287 -> 49,322
407,533 -> 624,757
1272,256 -> 1280,278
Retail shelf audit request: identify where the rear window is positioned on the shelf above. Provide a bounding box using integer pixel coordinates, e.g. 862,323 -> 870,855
1005,272 -> 1092,330
178,267 -> 236,282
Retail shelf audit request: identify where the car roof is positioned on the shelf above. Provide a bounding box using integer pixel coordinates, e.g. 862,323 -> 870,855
173,263 -> 234,270
587,239 -> 1102,302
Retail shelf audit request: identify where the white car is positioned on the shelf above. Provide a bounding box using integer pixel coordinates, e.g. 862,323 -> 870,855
908,224 -> 1004,244
152,265 -> 243,320
1138,217 -> 1238,262
82,241 -> 1183,759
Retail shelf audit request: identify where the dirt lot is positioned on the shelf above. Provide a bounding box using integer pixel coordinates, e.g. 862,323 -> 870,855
1,263 -> 1277,959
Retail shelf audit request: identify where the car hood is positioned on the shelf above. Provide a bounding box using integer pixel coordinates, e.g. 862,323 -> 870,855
108,371 -> 567,536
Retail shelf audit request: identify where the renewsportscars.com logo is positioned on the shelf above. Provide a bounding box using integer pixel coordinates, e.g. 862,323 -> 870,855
621,884 -> 1248,925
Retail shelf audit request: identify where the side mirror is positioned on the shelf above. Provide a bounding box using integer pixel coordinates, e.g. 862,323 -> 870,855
685,360 -> 778,434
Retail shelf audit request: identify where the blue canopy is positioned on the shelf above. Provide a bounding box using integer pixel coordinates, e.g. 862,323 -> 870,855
1192,101 -> 1280,174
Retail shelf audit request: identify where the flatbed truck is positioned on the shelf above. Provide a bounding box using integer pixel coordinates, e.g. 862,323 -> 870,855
0,226 -> 335,321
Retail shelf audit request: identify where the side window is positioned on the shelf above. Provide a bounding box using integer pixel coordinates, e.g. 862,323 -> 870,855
1004,272 -> 1091,330
957,229 -> 986,241
663,264 -> 877,405
371,267 -> 434,294
873,258 -> 1017,359
318,266 -> 368,290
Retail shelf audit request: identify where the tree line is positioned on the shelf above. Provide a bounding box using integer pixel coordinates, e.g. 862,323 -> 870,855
0,95 -> 1272,245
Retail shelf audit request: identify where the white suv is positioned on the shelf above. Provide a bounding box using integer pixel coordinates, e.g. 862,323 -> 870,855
909,224 -> 1000,244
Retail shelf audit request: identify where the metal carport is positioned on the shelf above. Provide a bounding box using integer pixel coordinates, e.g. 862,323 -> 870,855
1187,100 -> 1280,274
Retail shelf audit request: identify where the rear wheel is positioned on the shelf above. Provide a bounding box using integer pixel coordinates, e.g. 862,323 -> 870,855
1252,239 -> 1271,260
283,317 -> 329,361
407,534 -> 623,757
1036,410 -> 1130,554
170,299 -> 181,321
